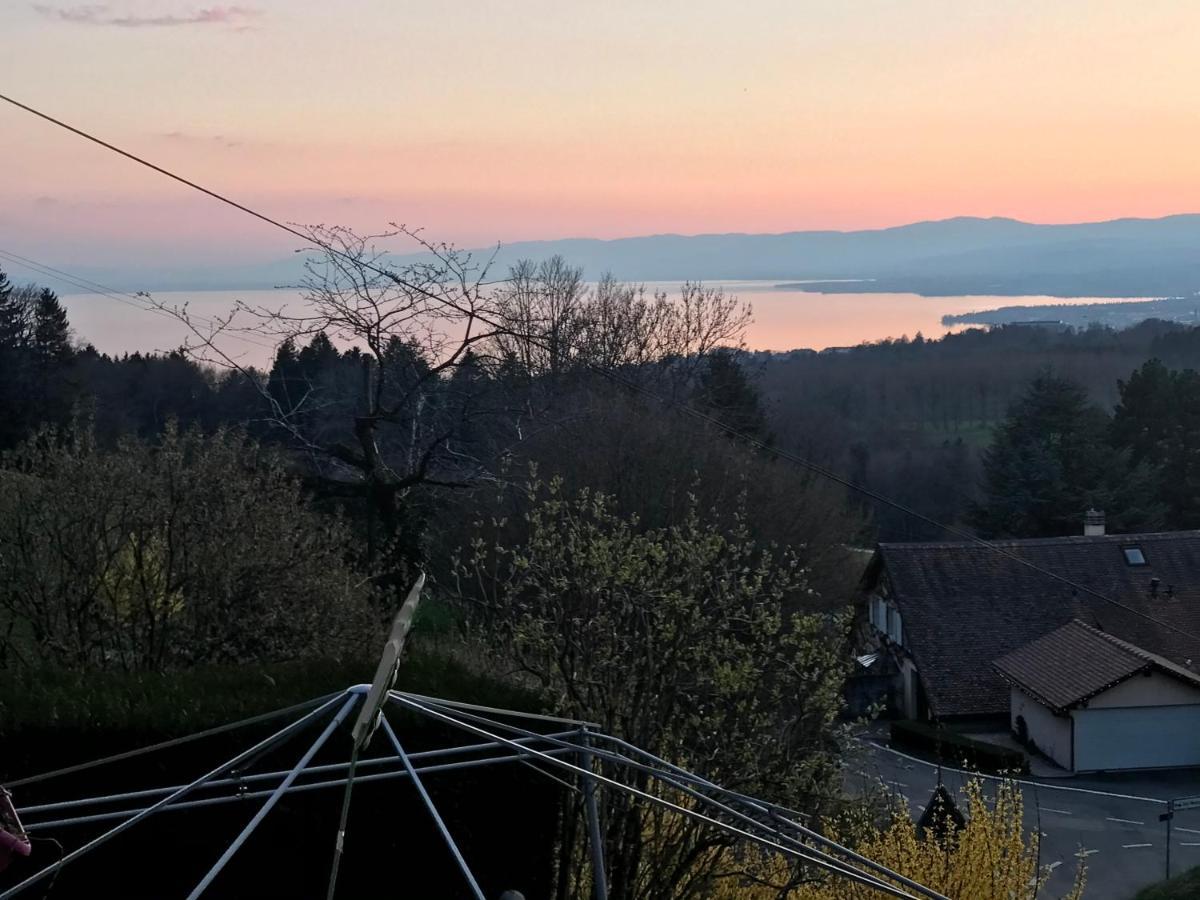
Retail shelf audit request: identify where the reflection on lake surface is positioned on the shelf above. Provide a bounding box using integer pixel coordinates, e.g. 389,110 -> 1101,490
60,282 -> 1161,368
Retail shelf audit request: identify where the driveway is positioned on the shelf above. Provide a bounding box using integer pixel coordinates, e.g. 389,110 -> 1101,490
855,739 -> 1200,900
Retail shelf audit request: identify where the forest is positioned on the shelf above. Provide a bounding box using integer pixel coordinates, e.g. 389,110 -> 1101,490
0,234 -> 1187,897
759,320 -> 1200,540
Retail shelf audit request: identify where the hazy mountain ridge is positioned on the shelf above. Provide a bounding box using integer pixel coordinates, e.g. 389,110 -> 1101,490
66,214 -> 1200,296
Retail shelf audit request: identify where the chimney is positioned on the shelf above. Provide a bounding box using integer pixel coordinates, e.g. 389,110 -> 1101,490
1084,508 -> 1106,536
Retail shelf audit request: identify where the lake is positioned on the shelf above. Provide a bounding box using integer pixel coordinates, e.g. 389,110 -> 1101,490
59,283 -> 1161,368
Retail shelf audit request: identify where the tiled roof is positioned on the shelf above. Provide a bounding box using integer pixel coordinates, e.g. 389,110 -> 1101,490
872,531 -> 1200,718
993,619 -> 1200,711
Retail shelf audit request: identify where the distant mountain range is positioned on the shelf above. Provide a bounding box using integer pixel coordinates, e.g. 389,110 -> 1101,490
67,214 -> 1200,297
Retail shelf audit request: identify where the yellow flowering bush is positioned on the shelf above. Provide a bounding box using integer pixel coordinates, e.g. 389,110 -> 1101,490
710,779 -> 1086,899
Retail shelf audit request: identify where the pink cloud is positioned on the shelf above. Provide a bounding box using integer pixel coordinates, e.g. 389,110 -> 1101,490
159,130 -> 246,149
32,4 -> 260,28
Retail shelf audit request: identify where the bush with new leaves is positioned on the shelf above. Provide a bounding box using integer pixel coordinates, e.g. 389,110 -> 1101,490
0,424 -> 376,670
456,477 -> 852,900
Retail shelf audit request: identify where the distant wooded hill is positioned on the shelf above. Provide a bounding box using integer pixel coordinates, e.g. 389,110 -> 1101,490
67,214 -> 1200,296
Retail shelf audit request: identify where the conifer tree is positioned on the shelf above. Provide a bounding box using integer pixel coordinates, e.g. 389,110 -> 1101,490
32,288 -> 72,366
693,348 -> 771,442
0,270 -> 29,352
267,336 -> 300,408
973,372 -> 1162,537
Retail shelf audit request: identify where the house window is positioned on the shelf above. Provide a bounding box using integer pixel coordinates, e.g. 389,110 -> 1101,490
1122,546 -> 1147,566
871,596 -> 886,631
887,606 -> 903,645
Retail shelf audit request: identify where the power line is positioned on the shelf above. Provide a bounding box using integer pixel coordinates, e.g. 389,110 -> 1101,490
0,93 -> 317,250
0,92 -> 478,312
6,90 -> 1200,649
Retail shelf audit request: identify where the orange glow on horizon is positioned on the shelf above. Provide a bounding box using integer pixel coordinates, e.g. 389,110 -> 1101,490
4,1 -> 1200,262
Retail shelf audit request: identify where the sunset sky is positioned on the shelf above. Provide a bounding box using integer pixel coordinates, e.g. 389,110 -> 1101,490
4,0 -> 1200,268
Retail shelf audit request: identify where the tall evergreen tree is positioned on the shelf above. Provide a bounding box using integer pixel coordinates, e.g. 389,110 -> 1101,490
32,288 -> 72,366
1160,368 -> 1200,528
692,349 -> 771,442
267,337 -> 301,408
296,331 -> 340,379
1112,359 -> 1200,528
973,372 -> 1161,538
1111,358 -> 1177,466
0,276 -> 29,352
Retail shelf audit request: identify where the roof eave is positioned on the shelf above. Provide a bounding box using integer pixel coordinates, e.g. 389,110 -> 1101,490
993,663 -> 1154,714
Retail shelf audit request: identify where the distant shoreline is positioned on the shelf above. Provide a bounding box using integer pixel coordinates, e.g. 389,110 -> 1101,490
940,295 -> 1200,330
773,279 -> 1181,299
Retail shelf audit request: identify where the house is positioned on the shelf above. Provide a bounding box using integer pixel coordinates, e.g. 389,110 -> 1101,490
855,526 -> 1200,770
994,619 -> 1200,771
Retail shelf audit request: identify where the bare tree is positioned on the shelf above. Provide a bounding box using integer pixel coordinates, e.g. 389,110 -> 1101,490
152,227 -> 754,569
150,225 -> 514,562
491,258 -> 752,389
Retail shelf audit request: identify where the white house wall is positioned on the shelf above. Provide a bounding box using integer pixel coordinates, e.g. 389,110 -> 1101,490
1010,688 -> 1072,770
1086,671 -> 1200,708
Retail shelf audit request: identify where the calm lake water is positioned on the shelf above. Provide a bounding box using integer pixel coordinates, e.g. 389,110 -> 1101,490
60,283 -> 1159,368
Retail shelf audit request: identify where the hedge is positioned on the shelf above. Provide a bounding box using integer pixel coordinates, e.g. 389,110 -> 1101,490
890,720 -> 1029,774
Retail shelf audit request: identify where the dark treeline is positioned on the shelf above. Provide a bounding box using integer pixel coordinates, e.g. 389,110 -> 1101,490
758,320 -> 1200,540
0,269 -> 261,448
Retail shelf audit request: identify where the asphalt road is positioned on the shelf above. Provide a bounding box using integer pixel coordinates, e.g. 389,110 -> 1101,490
856,740 -> 1200,900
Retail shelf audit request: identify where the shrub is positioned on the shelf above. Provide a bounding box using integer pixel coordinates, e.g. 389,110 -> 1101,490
1134,865 -> 1200,899
710,779 -> 1085,899
0,424 -> 377,670
457,477 -> 853,899
890,720 -> 1028,774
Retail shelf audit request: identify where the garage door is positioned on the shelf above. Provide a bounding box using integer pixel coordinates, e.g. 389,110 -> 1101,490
1073,706 -> 1200,771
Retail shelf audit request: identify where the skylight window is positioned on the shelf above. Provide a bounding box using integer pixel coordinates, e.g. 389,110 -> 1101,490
1123,546 -> 1147,566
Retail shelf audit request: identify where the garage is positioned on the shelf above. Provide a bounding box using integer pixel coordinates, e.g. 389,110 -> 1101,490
1074,705 -> 1200,771
995,619 -> 1200,773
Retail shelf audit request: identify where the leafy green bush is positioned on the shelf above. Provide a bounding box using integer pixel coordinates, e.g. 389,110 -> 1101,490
0,424 -> 377,670
890,720 -> 1028,774
458,477 -> 853,898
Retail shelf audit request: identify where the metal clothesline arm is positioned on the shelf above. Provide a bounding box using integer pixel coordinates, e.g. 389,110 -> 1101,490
186,693 -> 360,899
394,694 -> 948,900
594,734 -> 950,900
24,747 -> 579,831
6,691 -> 346,789
0,690 -> 351,900
379,715 -> 486,900
395,690 -> 601,729
19,729 -> 581,820
184,696 -> 357,897
578,728 -> 609,900
387,693 -> 924,900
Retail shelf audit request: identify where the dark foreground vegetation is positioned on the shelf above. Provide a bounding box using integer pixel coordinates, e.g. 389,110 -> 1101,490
1131,865 -> 1200,900
2,230 -> 1194,896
